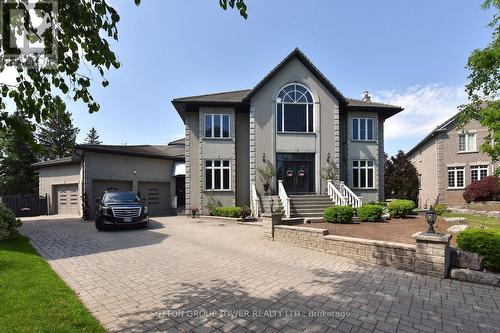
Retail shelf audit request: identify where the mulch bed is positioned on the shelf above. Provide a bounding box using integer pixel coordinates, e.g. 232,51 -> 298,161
302,216 -> 460,246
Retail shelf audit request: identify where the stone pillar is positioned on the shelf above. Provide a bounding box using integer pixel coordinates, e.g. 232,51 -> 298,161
262,213 -> 282,240
413,232 -> 452,278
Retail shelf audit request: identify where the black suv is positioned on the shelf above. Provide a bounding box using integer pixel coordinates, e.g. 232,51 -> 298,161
95,191 -> 149,231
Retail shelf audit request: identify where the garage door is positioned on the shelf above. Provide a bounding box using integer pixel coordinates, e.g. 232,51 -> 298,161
138,181 -> 170,216
92,180 -> 133,203
56,184 -> 79,215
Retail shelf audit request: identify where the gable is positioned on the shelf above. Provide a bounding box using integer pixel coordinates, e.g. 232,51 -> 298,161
247,56 -> 342,109
243,48 -> 347,105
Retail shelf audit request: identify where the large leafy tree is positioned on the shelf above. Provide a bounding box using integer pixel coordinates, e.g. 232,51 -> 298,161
385,151 -> 420,202
84,127 -> 102,145
0,0 -> 248,136
458,0 -> 500,173
0,113 -> 39,195
37,96 -> 79,160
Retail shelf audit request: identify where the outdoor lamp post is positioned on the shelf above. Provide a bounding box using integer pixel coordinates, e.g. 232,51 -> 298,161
425,207 -> 437,234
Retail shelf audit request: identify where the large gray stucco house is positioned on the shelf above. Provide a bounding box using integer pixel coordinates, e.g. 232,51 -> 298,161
34,48 -> 404,220
173,48 -> 404,218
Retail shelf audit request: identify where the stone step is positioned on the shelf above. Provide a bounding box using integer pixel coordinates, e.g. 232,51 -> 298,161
291,202 -> 333,208
291,207 -> 328,213
291,212 -> 324,218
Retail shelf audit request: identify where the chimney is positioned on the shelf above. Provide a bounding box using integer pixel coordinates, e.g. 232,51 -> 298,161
362,91 -> 371,102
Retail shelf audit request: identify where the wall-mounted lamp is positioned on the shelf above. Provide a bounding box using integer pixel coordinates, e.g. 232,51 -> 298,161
133,169 -> 137,176
327,153 -> 331,163
262,152 -> 266,163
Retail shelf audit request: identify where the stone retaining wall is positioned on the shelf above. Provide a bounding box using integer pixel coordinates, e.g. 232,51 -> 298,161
274,225 -> 417,272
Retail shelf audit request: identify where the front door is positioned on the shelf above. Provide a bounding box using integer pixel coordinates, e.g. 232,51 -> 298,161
277,153 -> 315,194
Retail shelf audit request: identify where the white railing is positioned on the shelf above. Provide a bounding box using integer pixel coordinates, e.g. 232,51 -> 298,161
278,180 -> 290,219
338,181 -> 362,208
250,181 -> 260,217
327,180 -> 347,206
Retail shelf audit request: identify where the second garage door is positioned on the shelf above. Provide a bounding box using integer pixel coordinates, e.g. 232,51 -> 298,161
138,181 -> 171,216
56,184 -> 79,215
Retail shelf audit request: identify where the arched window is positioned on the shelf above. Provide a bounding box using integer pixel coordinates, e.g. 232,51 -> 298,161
276,83 -> 314,133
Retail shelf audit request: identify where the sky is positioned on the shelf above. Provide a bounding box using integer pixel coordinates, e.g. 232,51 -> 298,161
4,0 -> 495,156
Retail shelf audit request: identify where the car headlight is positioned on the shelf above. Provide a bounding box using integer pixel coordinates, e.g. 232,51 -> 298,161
102,206 -> 113,216
143,206 -> 148,214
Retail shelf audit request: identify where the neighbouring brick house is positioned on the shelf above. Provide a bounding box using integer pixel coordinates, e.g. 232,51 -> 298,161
407,113 -> 497,208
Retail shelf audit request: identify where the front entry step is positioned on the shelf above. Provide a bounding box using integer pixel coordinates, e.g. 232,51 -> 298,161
289,195 -> 333,219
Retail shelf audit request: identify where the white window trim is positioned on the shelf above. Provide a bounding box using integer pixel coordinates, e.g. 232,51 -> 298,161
205,160 -> 231,191
204,114 -> 230,138
276,83 -> 314,133
458,133 -> 476,152
470,165 -> 489,182
352,117 -> 374,141
447,166 -> 465,189
352,160 -> 376,189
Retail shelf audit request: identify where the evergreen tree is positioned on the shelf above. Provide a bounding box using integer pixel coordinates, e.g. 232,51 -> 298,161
384,151 -> 420,202
0,113 -> 39,195
84,127 -> 102,145
37,97 -> 80,160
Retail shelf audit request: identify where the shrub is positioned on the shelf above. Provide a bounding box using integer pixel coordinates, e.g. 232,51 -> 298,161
323,206 -> 354,223
433,203 -> 448,216
463,176 -> 500,203
367,201 -> 387,207
457,228 -> 500,272
0,203 -> 22,240
211,206 -> 242,218
387,199 -> 415,218
357,204 -> 384,222
240,206 -> 251,220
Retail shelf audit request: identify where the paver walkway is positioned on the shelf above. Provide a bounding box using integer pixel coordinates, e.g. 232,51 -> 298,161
20,216 -> 500,333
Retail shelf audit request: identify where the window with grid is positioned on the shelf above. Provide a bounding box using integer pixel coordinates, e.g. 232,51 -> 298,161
276,83 -> 314,133
205,160 -> 230,190
458,133 -> 476,152
471,165 -> 489,182
352,160 -> 375,188
205,114 -> 230,138
448,166 -> 464,188
352,118 -> 374,141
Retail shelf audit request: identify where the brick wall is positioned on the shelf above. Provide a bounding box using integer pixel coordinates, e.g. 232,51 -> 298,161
274,225 -> 416,272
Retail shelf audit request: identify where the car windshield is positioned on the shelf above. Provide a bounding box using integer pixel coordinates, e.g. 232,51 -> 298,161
103,192 -> 139,203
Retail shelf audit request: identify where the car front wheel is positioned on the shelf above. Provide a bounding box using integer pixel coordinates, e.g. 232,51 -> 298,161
95,218 -> 108,231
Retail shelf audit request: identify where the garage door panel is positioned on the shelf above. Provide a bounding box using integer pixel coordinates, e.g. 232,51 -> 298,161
138,182 -> 170,216
56,184 -> 79,215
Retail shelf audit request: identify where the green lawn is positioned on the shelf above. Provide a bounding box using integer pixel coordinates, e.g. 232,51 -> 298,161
442,212 -> 500,231
0,236 -> 105,333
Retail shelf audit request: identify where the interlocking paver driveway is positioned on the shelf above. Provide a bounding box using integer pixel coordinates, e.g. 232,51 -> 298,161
20,216 -> 500,333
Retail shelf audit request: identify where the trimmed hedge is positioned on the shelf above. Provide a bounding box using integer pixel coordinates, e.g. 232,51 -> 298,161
457,228 -> 500,272
0,203 -> 22,240
367,201 -> 388,207
323,206 -> 354,223
210,206 -> 242,218
357,204 -> 384,222
433,203 -> 447,216
387,199 -> 415,218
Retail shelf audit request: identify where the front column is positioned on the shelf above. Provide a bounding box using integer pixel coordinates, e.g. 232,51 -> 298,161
413,232 -> 452,278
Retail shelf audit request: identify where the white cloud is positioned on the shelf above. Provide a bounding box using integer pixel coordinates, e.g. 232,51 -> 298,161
0,66 -> 19,87
374,84 -> 468,141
